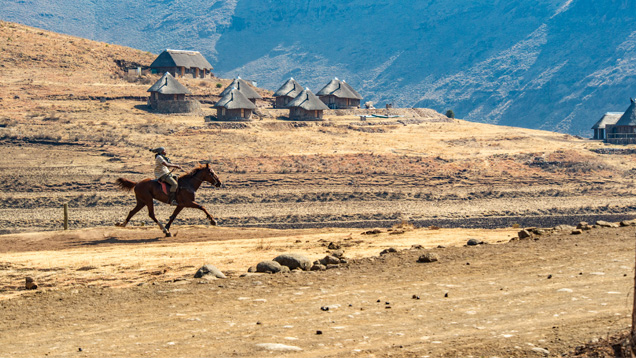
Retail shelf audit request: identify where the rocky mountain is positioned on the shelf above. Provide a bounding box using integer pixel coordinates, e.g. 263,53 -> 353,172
3,0 -> 636,135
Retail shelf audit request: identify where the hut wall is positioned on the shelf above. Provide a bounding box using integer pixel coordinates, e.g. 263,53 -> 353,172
275,96 -> 291,108
149,99 -> 201,114
152,67 -> 210,79
319,95 -> 360,109
215,108 -> 253,121
289,108 -> 324,121
606,125 -> 636,144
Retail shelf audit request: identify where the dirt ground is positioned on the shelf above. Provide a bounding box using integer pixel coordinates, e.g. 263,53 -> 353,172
0,224 -> 634,357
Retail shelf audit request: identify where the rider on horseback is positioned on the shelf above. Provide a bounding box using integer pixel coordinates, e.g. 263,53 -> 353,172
150,147 -> 182,206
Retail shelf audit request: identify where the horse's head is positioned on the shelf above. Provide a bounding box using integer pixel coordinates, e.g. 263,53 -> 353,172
201,163 -> 222,187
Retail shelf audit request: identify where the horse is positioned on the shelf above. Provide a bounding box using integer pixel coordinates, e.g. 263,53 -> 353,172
115,163 -> 222,237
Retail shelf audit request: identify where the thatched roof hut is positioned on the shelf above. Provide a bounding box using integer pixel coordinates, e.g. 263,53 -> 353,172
220,78 -> 262,103
287,88 -> 329,121
147,72 -> 200,113
606,99 -> 636,144
316,78 -> 362,109
150,49 -> 213,79
591,112 -> 621,140
213,87 -> 257,121
274,78 -> 303,108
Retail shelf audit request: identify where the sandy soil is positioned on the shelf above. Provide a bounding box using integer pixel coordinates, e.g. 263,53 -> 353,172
0,225 -> 634,357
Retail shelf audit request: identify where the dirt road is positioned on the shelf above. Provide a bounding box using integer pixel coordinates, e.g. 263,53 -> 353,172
0,225 -> 633,357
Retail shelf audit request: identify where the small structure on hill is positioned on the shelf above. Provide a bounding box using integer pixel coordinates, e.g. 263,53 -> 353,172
147,72 -> 200,113
219,77 -> 262,104
274,78 -> 303,108
316,77 -> 363,109
213,87 -> 256,121
287,88 -> 329,121
592,112 -> 622,140
606,99 -> 636,144
150,49 -> 213,79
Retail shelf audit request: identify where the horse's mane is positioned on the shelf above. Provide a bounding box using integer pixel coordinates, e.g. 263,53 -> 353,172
179,165 -> 208,180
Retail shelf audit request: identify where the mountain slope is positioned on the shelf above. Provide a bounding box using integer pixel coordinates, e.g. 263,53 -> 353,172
2,0 -> 636,135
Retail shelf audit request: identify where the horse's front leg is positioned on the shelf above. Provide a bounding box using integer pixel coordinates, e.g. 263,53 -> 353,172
165,206 -> 184,231
191,202 -> 217,226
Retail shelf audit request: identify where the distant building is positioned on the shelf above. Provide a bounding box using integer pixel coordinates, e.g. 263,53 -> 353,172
213,87 -> 256,121
316,78 -> 363,109
147,72 -> 200,113
606,99 -> 636,144
149,49 -> 213,79
287,88 -> 329,121
219,77 -> 262,104
273,78 -> 303,108
591,112 -> 621,140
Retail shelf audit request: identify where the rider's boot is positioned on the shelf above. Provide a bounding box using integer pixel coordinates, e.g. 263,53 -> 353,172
169,192 -> 178,206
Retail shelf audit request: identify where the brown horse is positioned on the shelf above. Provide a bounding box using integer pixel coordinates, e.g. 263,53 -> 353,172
115,163 -> 222,236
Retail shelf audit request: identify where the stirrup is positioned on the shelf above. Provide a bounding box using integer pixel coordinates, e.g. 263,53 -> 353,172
170,200 -> 178,206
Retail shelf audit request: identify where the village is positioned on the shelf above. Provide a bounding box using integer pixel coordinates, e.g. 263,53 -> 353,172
137,49 -> 422,121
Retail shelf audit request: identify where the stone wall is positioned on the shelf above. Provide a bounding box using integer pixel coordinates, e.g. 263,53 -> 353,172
149,100 -> 201,114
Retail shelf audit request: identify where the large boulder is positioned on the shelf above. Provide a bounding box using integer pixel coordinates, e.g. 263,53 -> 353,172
194,264 -> 226,279
256,260 -> 289,273
517,230 -> 532,239
273,254 -> 312,271
417,252 -> 439,263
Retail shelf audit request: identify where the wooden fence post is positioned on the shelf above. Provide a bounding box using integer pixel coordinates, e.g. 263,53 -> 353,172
63,203 -> 68,230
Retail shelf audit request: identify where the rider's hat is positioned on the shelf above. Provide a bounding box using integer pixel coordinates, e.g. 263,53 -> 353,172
150,147 -> 165,154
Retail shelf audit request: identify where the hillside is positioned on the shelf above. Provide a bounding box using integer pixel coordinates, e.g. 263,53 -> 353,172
2,0 -> 636,135
1,21 -> 636,236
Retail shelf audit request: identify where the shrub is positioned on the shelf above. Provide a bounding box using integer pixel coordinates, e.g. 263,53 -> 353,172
445,109 -> 455,118
216,83 -> 223,88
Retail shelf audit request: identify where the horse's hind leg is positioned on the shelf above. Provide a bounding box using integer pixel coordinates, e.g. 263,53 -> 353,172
117,201 -> 145,227
147,202 -> 171,237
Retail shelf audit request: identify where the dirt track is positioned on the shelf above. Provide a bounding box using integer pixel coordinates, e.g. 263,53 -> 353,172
0,225 -> 634,357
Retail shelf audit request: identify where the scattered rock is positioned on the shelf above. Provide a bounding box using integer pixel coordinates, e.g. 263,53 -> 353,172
320,255 -> 341,265
255,343 -> 302,352
571,229 -> 583,235
316,330 -> 323,335
362,229 -> 382,235
517,230 -> 532,239
256,260 -> 286,274
326,264 -> 340,270
417,252 -> 439,263
620,219 -> 636,227
329,249 -> 345,258
339,258 -> 348,264
25,277 -> 37,290
467,238 -> 484,246
531,347 -> 549,355
327,242 -> 341,250
554,224 -> 575,231
194,264 -> 226,279
311,264 -> 326,271
595,220 -> 619,228
412,294 -> 420,300
247,266 -> 256,273
380,247 -> 397,255
411,244 -> 423,249
273,254 -> 312,271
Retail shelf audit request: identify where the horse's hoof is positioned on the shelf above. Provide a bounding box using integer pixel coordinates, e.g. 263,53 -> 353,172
165,232 -> 172,238
115,222 -> 125,227
210,220 -> 218,226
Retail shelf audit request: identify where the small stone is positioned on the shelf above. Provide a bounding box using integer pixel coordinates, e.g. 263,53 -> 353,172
320,306 -> 329,311
547,274 -> 552,279
517,229 -> 532,239
571,229 -> 582,235
25,277 -> 37,290
412,295 -> 420,300
380,247 -> 397,255
467,238 -> 483,246
444,293 -> 448,298
194,264 -> 226,279
327,242 -> 341,250
417,252 -> 439,263
316,330 -> 323,335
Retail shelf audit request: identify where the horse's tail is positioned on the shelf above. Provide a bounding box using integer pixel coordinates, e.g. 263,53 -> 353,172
115,178 -> 136,192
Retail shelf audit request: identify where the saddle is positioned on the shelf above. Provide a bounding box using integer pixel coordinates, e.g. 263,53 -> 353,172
155,176 -> 178,196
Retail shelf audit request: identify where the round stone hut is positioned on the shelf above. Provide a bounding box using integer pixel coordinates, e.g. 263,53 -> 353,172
287,88 -> 329,121
147,72 -> 201,114
219,77 -> 262,104
213,87 -> 256,121
316,77 -> 363,109
274,77 -> 303,108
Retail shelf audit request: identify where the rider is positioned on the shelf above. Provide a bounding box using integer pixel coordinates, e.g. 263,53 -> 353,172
150,147 -> 182,206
